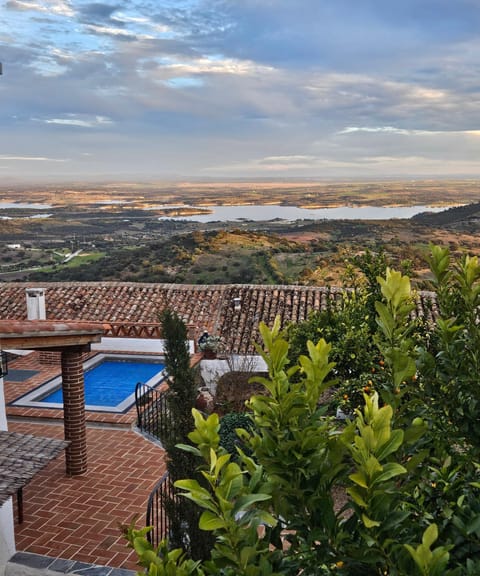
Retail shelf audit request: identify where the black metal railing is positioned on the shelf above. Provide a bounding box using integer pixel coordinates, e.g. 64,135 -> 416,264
145,471 -> 209,556
146,471 -> 175,547
135,382 -> 172,445
139,383 -> 211,556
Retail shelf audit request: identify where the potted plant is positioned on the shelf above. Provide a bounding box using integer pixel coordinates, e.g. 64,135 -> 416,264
198,334 -> 222,359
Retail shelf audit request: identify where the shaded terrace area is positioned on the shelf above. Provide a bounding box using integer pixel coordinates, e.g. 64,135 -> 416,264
0,320 -> 104,476
1,324 -> 169,570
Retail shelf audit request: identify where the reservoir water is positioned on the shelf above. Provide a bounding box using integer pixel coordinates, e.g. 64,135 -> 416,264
0,202 -> 52,209
158,204 -> 448,223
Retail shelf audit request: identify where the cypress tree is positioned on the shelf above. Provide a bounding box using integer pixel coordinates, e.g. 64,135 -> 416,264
160,309 -> 214,559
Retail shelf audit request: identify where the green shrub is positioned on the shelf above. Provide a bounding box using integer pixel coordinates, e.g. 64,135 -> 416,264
288,289 -> 378,382
218,412 -> 253,458
126,249 -> 480,575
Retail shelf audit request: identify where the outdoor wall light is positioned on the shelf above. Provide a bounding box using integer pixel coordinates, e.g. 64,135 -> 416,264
0,351 -> 8,378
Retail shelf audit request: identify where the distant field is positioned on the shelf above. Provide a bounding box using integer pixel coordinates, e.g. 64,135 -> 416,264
1,179 -> 480,286
2,178 -> 480,211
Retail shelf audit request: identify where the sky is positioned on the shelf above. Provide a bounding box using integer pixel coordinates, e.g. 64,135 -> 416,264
1,0 -> 480,183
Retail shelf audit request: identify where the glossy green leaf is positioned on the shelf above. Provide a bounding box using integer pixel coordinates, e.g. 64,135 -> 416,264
198,510 -> 226,531
372,462 -> 406,486
362,514 -> 381,528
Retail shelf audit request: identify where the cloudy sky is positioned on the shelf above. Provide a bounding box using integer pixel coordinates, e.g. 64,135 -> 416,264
1,0 -> 480,183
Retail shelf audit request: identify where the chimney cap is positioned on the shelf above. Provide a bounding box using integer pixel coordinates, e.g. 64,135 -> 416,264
26,287 -> 45,296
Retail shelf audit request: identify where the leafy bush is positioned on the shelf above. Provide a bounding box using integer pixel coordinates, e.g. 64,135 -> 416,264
420,245 -> 480,451
288,289 -> 378,382
198,334 -> 223,353
218,412 -> 253,458
126,248 -> 480,575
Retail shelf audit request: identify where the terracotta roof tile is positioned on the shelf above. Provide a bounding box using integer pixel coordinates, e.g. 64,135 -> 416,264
0,282 -> 438,354
0,320 -> 104,336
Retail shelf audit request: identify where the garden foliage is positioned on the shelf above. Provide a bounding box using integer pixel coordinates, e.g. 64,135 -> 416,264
125,247 -> 480,574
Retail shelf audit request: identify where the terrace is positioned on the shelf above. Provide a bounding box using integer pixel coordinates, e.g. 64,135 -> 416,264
0,326 -> 170,573
0,320 -> 198,575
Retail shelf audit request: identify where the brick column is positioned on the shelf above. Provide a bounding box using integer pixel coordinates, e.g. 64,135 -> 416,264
61,347 -> 87,475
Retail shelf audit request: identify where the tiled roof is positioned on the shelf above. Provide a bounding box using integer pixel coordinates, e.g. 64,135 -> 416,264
0,319 -> 104,337
0,320 -> 104,350
0,430 -> 68,505
0,282 -> 438,354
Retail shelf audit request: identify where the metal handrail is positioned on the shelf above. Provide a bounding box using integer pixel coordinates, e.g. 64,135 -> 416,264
135,381 -> 172,444
146,471 -> 174,547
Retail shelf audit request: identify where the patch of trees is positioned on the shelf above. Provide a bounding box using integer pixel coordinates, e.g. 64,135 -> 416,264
413,201 -> 480,226
27,230 -> 304,284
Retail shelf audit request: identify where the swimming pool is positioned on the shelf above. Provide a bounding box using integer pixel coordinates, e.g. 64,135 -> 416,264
12,354 -> 166,413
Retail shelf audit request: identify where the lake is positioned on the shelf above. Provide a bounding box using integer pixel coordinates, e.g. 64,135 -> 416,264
0,214 -> 52,220
0,202 -> 52,209
158,204 -> 448,223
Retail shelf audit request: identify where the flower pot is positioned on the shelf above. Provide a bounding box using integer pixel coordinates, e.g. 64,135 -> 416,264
203,349 -> 217,360
195,387 -> 215,413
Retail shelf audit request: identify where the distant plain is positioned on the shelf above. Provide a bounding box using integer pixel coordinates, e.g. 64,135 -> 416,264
1,179 -> 480,286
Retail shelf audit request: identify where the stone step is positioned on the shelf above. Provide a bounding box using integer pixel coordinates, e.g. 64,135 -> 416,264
6,552 -> 135,576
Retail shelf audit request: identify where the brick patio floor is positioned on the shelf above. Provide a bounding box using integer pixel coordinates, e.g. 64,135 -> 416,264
5,353 -> 168,571
9,420 -> 167,571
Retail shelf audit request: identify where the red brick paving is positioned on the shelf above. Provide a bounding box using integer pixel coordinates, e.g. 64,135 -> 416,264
5,353 -> 168,571
10,420 -> 167,570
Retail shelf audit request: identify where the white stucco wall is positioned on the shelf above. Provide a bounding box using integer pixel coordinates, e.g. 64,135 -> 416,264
200,355 -> 268,395
0,375 -> 16,572
0,499 -> 15,573
91,337 -> 195,354
8,338 -> 195,357
0,376 -> 7,432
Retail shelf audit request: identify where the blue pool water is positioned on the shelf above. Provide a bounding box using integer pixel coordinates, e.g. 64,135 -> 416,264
40,359 -> 165,407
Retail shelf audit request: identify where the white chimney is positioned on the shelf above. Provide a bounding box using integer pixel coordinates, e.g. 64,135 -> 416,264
26,288 -> 46,320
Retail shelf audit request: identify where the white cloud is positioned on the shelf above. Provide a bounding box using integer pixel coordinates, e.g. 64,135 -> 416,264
338,126 -> 429,136
41,115 -> 113,128
27,56 -> 69,77
0,155 -> 67,162
112,13 -> 151,25
303,71 -> 479,129
338,126 -> 480,137
7,0 -> 74,17
258,155 -> 316,165
157,56 -> 275,78
84,23 -> 154,40
50,47 -> 75,61
112,12 -> 170,35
